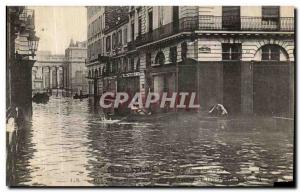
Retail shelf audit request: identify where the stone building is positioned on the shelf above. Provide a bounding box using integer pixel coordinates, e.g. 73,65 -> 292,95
7,7 -> 39,121
32,51 -> 64,91
63,40 -> 88,96
86,6 -> 130,98
86,6 -> 295,116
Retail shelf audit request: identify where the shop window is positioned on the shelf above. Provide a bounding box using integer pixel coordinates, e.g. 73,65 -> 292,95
222,43 -> 242,60
261,44 -> 280,61
155,51 -> 165,65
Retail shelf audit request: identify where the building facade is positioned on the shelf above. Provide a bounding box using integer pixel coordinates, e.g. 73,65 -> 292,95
64,40 -> 88,96
32,51 -> 64,92
7,7 -> 39,121
86,6 -> 295,116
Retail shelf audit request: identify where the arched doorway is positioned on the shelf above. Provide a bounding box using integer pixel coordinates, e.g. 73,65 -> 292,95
253,44 -> 291,116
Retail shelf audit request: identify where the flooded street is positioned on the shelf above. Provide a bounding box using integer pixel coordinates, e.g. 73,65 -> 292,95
8,97 -> 294,187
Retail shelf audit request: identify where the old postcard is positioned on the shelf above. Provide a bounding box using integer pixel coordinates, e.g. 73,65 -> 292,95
6,6 -> 295,187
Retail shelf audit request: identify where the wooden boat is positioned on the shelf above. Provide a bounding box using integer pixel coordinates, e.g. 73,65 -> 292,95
73,94 -> 89,99
32,92 -> 50,104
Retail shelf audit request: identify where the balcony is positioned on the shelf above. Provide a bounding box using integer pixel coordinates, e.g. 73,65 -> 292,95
19,9 -> 35,31
197,16 -> 294,31
135,16 -> 294,47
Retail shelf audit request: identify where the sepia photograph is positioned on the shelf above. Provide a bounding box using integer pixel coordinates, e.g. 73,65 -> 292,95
5,4 -> 295,187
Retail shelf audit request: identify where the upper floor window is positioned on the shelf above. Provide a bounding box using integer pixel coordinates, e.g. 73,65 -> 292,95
170,46 -> 177,64
181,42 -> 187,61
112,33 -> 117,49
130,57 -> 135,71
155,51 -> 165,65
262,6 -> 280,26
136,58 -> 140,71
124,27 -> 128,44
148,10 -> 153,32
118,30 -> 122,46
138,16 -> 142,37
106,36 -> 111,52
131,21 -> 135,42
222,43 -> 242,60
159,7 -> 164,27
261,44 -> 280,61
222,6 -> 241,30
146,52 -> 151,67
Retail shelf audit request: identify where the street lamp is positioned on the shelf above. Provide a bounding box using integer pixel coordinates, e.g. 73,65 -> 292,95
15,31 -> 39,60
27,31 -> 39,58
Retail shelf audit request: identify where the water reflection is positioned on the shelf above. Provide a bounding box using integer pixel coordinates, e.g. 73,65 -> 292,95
8,97 -> 293,186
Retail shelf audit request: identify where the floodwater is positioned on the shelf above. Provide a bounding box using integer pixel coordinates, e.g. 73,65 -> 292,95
7,97 -> 294,186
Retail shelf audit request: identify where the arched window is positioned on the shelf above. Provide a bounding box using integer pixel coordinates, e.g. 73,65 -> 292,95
88,70 -> 91,78
155,51 -> 165,65
261,44 -> 280,61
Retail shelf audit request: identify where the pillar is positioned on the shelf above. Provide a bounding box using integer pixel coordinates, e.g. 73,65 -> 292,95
49,67 -> 52,89
55,67 -> 58,88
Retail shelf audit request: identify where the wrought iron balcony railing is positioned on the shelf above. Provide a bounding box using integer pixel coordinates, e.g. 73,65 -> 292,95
19,9 -> 35,30
135,16 -> 294,47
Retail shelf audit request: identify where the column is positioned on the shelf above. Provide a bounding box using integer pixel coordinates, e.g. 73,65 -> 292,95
49,67 -> 53,89
42,67 -> 45,89
55,67 -> 58,88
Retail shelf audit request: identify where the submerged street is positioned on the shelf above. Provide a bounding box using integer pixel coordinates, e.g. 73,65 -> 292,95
7,97 -> 294,186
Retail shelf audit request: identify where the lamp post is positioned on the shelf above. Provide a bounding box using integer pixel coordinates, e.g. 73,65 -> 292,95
27,31 -> 39,58
15,31 -> 39,60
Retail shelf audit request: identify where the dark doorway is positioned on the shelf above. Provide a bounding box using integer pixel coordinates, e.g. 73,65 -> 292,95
253,62 -> 290,116
223,61 -> 241,114
172,6 -> 179,33
222,6 -> 241,30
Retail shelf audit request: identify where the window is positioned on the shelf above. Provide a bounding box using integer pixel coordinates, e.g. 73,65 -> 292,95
106,36 -> 111,52
261,45 -> 280,61
138,16 -> 142,37
124,57 -> 128,72
148,10 -> 153,32
146,52 -> 151,67
136,58 -> 140,71
169,46 -> 177,64
112,33 -> 117,49
155,51 -> 165,65
131,21 -> 135,41
222,6 -> 241,30
124,27 -> 128,44
181,42 -> 187,61
118,30 -> 122,46
262,6 -> 280,27
159,7 -> 164,27
222,43 -> 242,60
130,57 -> 135,71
